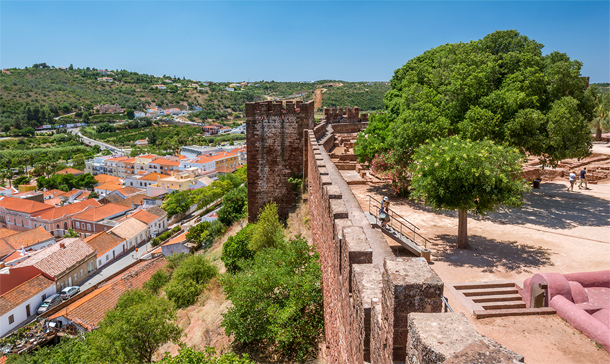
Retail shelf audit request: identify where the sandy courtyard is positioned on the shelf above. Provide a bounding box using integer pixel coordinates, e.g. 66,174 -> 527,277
349,177 -> 610,364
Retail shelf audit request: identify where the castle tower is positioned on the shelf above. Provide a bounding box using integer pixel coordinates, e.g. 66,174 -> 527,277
246,100 -> 315,222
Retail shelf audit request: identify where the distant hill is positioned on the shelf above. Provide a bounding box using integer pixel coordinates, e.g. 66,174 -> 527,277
0,64 -> 389,132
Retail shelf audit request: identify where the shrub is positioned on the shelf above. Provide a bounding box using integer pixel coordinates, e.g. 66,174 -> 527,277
144,269 -> 170,294
157,346 -> 254,364
217,186 -> 247,227
221,224 -> 254,274
249,202 -> 283,252
165,254 -> 218,308
221,236 -> 323,361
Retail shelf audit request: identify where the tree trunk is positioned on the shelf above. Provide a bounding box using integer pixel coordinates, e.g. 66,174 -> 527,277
457,209 -> 469,249
596,126 -> 602,141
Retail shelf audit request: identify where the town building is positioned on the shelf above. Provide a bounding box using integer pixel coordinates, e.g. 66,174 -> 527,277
107,218 -> 148,251
0,197 -> 54,232
83,231 -> 125,269
15,238 -> 97,291
71,203 -> 132,237
1,227 -> 55,253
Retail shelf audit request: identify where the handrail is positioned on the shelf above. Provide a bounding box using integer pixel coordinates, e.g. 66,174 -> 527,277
442,296 -> 453,313
367,195 -> 432,249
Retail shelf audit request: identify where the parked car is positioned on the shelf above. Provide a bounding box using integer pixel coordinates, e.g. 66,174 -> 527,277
37,293 -> 62,314
59,286 -> 80,300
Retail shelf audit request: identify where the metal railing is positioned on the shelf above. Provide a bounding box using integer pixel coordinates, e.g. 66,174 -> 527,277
442,296 -> 453,313
367,195 -> 431,249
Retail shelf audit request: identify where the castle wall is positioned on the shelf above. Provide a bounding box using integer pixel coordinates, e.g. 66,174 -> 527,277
246,101 -> 314,221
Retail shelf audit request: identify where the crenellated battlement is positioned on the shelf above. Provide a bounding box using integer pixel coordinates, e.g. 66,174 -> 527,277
323,106 -> 369,123
245,100 -> 314,118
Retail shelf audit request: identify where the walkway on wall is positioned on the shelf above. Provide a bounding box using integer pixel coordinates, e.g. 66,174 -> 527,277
364,195 -> 431,260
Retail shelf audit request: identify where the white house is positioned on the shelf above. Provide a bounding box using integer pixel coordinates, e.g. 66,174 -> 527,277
83,231 -> 126,269
152,85 -> 166,90
0,268 -> 55,337
179,155 -> 215,173
108,218 -> 148,251
134,111 -> 146,119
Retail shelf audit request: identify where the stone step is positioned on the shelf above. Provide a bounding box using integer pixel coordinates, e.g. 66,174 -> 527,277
481,302 -> 527,310
452,282 -> 516,290
472,294 -> 524,303
474,307 -> 556,319
461,287 -> 519,297
379,226 -> 421,256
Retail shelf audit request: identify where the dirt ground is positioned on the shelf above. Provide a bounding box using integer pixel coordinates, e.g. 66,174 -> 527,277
348,162 -> 610,363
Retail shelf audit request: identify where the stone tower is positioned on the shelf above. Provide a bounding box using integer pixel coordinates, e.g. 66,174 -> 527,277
246,100 -> 315,222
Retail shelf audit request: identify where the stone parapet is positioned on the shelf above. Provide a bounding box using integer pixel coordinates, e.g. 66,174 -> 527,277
407,313 -> 525,363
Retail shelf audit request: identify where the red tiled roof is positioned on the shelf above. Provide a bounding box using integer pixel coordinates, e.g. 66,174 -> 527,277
216,165 -> 236,174
105,156 -> 128,162
137,154 -> 157,159
0,228 -> 19,239
0,196 -> 54,215
208,151 -> 238,161
94,174 -> 121,184
151,231 -> 187,255
0,240 -> 15,259
1,250 -> 24,263
35,199 -> 101,221
0,274 -> 54,316
139,173 -> 167,181
16,238 -> 95,278
2,227 -> 54,249
130,210 -> 158,225
44,198 -> 62,206
194,155 -> 214,164
43,189 -> 64,198
72,203 -> 131,222
58,189 -> 88,199
55,168 -> 84,175
146,206 -> 167,218
84,232 -> 124,258
49,258 -> 167,330
150,158 -> 180,166
109,218 -> 147,240
115,186 -> 142,196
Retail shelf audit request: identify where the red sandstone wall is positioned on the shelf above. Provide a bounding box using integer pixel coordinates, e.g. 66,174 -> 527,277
246,101 -> 314,222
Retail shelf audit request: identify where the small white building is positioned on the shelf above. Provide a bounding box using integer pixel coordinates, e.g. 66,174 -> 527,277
83,231 -> 126,269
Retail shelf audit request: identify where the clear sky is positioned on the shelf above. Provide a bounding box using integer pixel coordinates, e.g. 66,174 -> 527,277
1,1 -> 608,82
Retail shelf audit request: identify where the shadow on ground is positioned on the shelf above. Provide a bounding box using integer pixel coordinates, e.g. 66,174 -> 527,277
365,182 -> 610,230
431,234 -> 554,274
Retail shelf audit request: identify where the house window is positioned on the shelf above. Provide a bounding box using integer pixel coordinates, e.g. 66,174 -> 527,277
42,293 -> 47,301
87,224 -> 91,231
80,268 -> 84,277
8,315 -> 14,325
61,282 -> 65,290
74,273 -> 78,282
89,261 -> 95,273
76,222 -> 80,229
98,259 -> 102,266
106,255 -> 109,261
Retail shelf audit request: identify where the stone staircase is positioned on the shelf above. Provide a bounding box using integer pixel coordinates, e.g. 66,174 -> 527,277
447,281 -> 556,319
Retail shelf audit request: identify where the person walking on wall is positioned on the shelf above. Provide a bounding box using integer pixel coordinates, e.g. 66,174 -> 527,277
567,171 -> 576,192
578,167 -> 588,190
379,196 -> 390,229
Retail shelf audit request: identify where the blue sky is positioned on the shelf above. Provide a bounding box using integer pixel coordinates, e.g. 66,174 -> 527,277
1,1 -> 608,82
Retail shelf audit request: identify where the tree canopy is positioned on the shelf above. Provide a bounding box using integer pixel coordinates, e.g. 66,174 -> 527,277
409,136 -> 528,248
356,30 -> 595,169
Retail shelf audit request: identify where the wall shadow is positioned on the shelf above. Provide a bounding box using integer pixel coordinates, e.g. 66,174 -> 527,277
366,182 -> 610,230
431,234 -> 553,274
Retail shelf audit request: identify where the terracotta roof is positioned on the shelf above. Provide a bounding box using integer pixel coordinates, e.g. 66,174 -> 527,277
55,168 -> 83,175
2,227 -> 54,249
146,206 -> 167,218
95,182 -> 123,192
194,155 -> 214,164
113,194 -> 145,208
108,218 -> 147,240
94,174 -> 121,184
0,274 -> 54,316
72,203 -> 131,222
122,157 -> 136,163
99,194 -> 125,205
0,228 -> 19,239
44,198 -> 62,206
1,249 -> 23,263
48,258 -> 167,330
150,158 -> 180,166
0,196 -> 54,214
0,240 -> 15,259
216,165 -> 236,174
138,173 -> 168,181
15,238 -> 95,278
35,199 -> 101,221
105,156 -> 128,162
151,231 -> 187,255
115,186 -> 142,196
137,154 -> 157,159
58,189 -> 90,199
130,210 -> 158,225
43,189 -> 64,198
84,232 -> 124,258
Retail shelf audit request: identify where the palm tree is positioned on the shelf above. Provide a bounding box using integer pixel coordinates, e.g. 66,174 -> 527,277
592,91 -> 610,141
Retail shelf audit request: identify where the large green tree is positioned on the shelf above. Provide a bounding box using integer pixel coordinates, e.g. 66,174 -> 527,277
86,289 -> 181,363
357,30 -> 595,172
409,136 -> 528,248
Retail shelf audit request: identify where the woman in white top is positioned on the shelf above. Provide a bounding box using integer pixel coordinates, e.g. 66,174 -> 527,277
567,171 -> 576,191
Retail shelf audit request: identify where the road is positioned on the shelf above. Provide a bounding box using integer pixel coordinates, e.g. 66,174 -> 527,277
80,238 -> 155,290
70,128 -> 125,153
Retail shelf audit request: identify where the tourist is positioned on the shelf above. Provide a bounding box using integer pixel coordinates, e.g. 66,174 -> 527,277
567,171 -> 576,191
380,196 -> 390,229
578,167 -> 588,189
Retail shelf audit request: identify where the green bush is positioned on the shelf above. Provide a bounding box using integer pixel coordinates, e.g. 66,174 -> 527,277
144,269 -> 170,294
157,346 -> 254,364
220,236 -> 323,361
249,202 -> 283,252
217,186 -> 247,227
221,224 -> 254,274
165,254 -> 218,308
